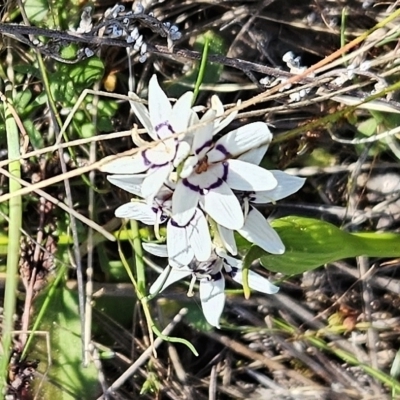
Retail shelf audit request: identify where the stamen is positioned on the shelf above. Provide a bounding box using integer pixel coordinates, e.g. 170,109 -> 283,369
187,275 -> 197,297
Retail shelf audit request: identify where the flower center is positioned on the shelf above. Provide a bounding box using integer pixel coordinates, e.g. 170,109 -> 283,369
195,155 -> 209,174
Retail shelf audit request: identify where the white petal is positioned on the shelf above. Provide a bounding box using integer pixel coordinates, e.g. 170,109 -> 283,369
100,155 -> 148,174
180,155 -> 198,179
238,144 -> 269,165
188,110 -> 199,131
231,269 -> 279,294
142,242 -> 168,257
167,220 -> 194,266
149,266 -> 191,295
251,171 -> 306,203
144,139 -> 176,165
191,109 -> 216,158
238,207 -> 285,254
217,224 -> 237,255
202,182 -> 244,230
148,75 -> 173,136
107,174 -> 145,196
187,209 -> 212,262
128,91 -> 155,140
212,96 -> 238,135
225,160 -> 278,191
170,91 -> 194,134
115,202 -> 156,225
141,164 -> 172,203
172,180 -> 199,225
173,141 -> 191,168
199,278 -> 226,328
220,252 -> 240,268
211,95 -> 224,116
208,122 -> 272,163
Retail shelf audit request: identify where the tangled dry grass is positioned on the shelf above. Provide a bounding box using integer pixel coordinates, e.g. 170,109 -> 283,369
1,0 -> 400,399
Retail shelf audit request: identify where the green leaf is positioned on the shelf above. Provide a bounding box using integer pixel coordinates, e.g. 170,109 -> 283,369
140,371 -> 160,395
80,122 -> 95,138
24,119 -> 44,149
97,116 -> 114,132
25,0 -> 48,23
60,44 -> 79,61
14,65 -> 41,79
14,89 -> 32,113
97,99 -> 118,117
260,216 -> 400,275
32,287 -> 100,399
68,58 -> 105,87
358,117 -> 378,136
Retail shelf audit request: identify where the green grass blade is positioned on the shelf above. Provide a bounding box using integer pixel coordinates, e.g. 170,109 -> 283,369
0,84 -> 22,393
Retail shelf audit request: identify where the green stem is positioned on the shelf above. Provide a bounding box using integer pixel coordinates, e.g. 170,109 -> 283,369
130,219 -> 146,294
192,33 -> 210,104
0,84 -> 22,393
116,238 -> 197,355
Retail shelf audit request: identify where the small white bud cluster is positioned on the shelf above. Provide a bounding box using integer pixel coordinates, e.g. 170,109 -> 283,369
260,51 -> 314,102
330,60 -> 379,89
76,7 -> 93,33
74,3 -> 182,63
102,4 -> 148,62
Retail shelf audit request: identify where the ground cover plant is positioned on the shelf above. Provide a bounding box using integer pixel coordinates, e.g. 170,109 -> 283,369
1,0 -> 400,399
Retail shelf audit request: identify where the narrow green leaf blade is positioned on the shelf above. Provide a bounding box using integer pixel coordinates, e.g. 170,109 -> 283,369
260,217 -> 361,275
32,287 -> 100,399
260,217 -> 400,275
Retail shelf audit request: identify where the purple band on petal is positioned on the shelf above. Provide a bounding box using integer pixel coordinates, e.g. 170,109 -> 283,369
183,178 -> 201,193
208,178 -> 224,191
183,176 -> 223,194
183,163 -> 228,194
195,139 -> 213,155
142,150 -> 152,166
149,163 -> 169,175
170,210 -> 197,228
210,271 -> 223,281
155,121 -> 175,136
170,219 -> 178,228
221,162 -> 228,181
214,143 -> 230,157
229,267 -> 239,278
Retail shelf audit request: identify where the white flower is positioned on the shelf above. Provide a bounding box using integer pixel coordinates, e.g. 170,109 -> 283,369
113,186 -> 172,226
172,121 -> 278,230
215,145 -> 305,255
100,75 -> 195,202
110,185 -> 212,266
145,245 -> 279,328
166,208 -> 212,266
218,170 -> 306,255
